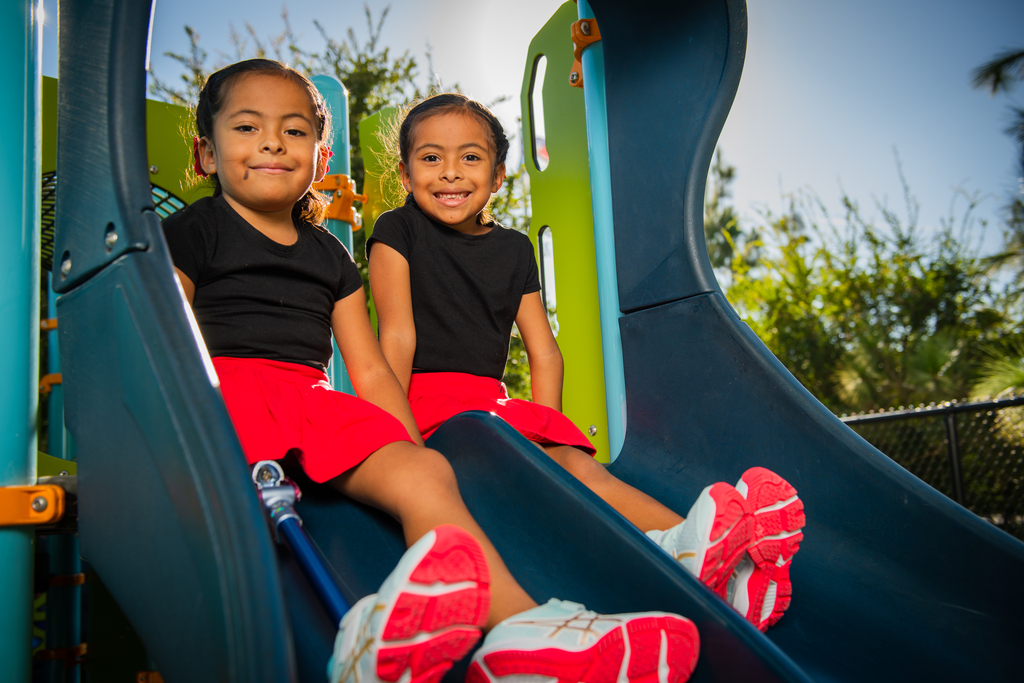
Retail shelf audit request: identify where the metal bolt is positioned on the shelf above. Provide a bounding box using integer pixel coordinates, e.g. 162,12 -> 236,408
59,470 -> 68,476
259,467 -> 275,483
32,496 -> 48,512
149,165 -> 159,174
60,257 -> 72,277
588,425 -> 598,436
580,21 -> 591,36
569,71 -> 580,84
105,230 -> 118,250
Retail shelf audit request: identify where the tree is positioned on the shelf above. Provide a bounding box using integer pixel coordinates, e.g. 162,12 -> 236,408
704,150 -> 760,283
973,47 -> 1024,297
726,175 -> 1011,415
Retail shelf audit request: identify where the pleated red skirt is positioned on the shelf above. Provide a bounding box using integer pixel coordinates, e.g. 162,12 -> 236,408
407,372 -> 596,455
213,357 -> 414,483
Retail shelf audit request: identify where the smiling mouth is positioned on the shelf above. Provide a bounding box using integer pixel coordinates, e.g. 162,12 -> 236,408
251,165 -> 292,174
434,191 -> 470,206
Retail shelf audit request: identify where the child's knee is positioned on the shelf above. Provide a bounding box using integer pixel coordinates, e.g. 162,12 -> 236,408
396,447 -> 459,493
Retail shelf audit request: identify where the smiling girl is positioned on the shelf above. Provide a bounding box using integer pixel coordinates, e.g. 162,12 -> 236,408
368,94 -> 806,635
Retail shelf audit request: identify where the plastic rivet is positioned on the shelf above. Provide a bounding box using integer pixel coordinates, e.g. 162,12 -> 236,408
31,496 -> 48,512
149,165 -> 159,174
580,20 -> 591,36
105,231 -> 118,250
588,425 -> 598,436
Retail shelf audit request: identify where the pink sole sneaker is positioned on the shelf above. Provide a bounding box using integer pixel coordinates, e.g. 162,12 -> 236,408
468,611 -> 699,683
700,483 -> 755,595
330,524 -> 491,683
733,468 -> 805,631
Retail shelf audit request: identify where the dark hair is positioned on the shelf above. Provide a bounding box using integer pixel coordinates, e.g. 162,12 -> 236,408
195,59 -> 332,225
398,93 -> 509,224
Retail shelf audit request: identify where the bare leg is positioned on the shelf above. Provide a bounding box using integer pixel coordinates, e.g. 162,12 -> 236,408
541,444 -> 684,532
332,441 -> 536,629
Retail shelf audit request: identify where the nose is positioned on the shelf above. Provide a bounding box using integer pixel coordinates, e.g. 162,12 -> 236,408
261,129 -> 284,153
439,158 -> 461,182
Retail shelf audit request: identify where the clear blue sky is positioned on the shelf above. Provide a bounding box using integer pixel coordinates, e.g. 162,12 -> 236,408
42,0 -> 1024,255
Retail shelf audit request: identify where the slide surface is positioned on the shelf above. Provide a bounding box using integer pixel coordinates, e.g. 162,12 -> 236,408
584,0 -> 1024,680
53,1 -> 1024,682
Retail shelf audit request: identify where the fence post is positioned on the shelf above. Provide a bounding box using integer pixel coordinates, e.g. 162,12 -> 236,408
944,410 -> 965,505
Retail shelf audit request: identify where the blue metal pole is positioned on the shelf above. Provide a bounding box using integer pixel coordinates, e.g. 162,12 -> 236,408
276,514 -> 349,627
311,74 -> 355,395
0,1 -> 41,680
577,0 -> 626,461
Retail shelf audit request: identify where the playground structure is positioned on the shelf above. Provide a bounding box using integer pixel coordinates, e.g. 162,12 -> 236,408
3,0 -> 1024,682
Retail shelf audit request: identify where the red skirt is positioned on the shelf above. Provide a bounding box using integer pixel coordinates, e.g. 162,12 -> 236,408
213,357 -> 414,483
407,372 -> 596,455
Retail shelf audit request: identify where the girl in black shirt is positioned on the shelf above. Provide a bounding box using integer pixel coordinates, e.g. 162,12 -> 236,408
369,94 -> 806,636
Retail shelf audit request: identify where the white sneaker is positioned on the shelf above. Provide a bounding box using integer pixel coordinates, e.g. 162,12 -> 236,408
647,482 -> 752,595
466,599 -> 699,683
729,468 -> 804,631
329,525 -> 491,683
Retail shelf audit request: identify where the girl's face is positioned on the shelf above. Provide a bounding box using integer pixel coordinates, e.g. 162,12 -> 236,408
399,112 -> 505,235
198,73 -> 329,220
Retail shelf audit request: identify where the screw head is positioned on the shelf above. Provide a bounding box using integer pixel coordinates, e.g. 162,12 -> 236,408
149,165 -> 159,174
60,257 -> 72,277
32,496 -> 48,512
588,425 -> 598,436
580,20 -> 591,36
105,230 -> 118,250
570,71 -> 580,84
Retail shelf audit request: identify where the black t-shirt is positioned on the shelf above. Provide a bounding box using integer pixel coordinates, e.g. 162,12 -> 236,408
162,195 -> 363,371
367,202 -> 541,380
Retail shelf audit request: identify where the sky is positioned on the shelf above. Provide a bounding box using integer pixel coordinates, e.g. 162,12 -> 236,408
41,0 -> 1024,255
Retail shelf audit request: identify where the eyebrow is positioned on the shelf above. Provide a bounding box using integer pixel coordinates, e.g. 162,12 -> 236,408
226,109 -> 315,125
414,141 -> 488,154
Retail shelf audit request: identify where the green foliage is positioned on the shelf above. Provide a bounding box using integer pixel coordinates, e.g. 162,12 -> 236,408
726,170 -> 1013,414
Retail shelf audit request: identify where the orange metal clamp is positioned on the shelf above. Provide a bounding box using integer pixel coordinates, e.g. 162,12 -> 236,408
313,173 -> 368,226
569,18 -> 601,88
0,484 -> 65,526
39,373 -> 62,395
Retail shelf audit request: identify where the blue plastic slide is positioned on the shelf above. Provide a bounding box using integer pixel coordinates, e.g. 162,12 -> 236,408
51,0 -> 1024,682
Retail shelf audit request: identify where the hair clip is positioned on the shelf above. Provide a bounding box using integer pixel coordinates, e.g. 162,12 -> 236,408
192,137 -> 208,177
322,146 -> 334,161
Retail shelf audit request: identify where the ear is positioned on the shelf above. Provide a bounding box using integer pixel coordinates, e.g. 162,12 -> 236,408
198,137 -> 217,176
315,146 -> 331,182
399,161 -> 413,193
491,162 -> 506,193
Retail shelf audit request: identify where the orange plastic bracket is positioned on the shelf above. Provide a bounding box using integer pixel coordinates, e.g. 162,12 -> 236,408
569,18 -> 601,88
0,484 -> 65,526
41,318 -> 58,331
312,174 -> 368,226
39,373 -> 62,395
50,573 -> 86,587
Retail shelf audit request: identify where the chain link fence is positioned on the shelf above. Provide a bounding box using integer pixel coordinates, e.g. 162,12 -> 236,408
841,395 -> 1024,540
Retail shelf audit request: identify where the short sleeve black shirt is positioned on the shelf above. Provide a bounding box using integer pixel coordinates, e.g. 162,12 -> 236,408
162,196 -> 363,371
367,202 -> 541,380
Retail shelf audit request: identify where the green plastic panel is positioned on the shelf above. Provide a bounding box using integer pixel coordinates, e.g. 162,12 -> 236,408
521,3 -> 609,460
43,76 -> 209,206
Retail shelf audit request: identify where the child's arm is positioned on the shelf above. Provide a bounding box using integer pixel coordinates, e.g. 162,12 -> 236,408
174,268 -> 196,304
332,285 -> 425,446
515,291 -> 564,412
367,243 -> 417,394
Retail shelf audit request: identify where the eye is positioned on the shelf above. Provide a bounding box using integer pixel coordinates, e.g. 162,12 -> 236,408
464,153 -> 481,162
422,154 -> 440,163
285,128 -> 307,137
234,124 -> 256,133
